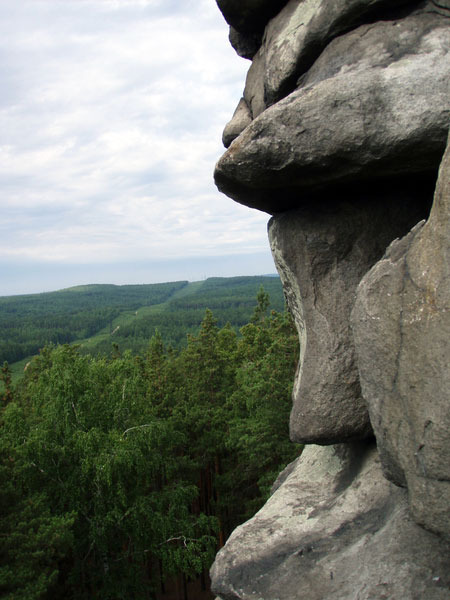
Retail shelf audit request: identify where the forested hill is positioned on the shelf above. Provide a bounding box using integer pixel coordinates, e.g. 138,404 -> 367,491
0,275 -> 284,365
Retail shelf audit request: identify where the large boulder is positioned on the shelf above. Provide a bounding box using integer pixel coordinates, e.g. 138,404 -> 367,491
215,0 -> 289,35
215,9 -> 450,213
244,0 -> 416,117
269,193 -> 428,444
351,133 -> 450,537
211,443 -> 450,600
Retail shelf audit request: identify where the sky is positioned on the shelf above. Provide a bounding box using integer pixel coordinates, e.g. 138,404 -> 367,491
0,0 -> 276,296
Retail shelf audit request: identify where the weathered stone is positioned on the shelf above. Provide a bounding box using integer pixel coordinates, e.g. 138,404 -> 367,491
268,193 -> 428,444
215,0 -> 289,35
351,133 -> 450,537
215,12 -> 450,213
242,49 -> 266,120
222,98 -> 252,148
228,27 -> 260,60
244,0 -> 418,116
211,443 -> 450,600
431,0 -> 450,16
211,0 -> 450,596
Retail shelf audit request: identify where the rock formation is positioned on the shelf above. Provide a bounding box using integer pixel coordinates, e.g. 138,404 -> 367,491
211,443 -> 450,600
211,0 -> 450,598
351,134 -> 450,538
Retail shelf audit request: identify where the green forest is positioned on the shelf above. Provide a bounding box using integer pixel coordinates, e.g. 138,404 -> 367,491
0,284 -> 301,600
0,281 -> 187,366
0,276 -> 285,368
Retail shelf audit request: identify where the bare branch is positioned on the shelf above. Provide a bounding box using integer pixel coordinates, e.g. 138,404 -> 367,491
122,424 -> 153,437
160,535 -> 199,547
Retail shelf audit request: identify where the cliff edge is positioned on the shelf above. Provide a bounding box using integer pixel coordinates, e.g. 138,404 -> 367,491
211,1 -> 450,598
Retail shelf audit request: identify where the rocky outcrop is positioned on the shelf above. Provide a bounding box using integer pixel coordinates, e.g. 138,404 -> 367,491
222,98 -> 252,149
216,6 -> 450,212
241,0 -> 429,115
211,0 -> 450,597
216,0 -> 289,36
268,194 -> 427,444
351,133 -> 450,538
216,0 -> 290,60
212,444 -> 450,600
228,27 -> 261,60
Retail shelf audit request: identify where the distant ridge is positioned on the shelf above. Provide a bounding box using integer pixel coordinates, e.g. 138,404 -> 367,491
0,275 -> 280,299
0,275 -> 283,371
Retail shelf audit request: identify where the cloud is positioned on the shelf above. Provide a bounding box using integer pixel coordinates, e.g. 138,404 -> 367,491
0,0 -> 272,295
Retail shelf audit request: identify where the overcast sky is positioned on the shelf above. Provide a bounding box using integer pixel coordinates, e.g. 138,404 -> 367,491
0,0 -> 275,296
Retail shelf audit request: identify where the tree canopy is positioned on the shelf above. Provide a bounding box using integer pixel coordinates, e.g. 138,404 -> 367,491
1,289 -> 301,599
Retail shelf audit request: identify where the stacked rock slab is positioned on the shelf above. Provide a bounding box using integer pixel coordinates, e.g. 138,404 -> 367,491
216,1 -> 450,213
211,0 -> 450,598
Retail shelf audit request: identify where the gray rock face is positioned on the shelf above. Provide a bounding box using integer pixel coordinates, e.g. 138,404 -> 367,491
211,0 -> 450,596
211,443 -> 450,600
351,134 -> 450,538
228,27 -> 260,60
243,0 -> 417,117
216,0 -> 289,35
268,194 -> 428,444
216,10 -> 450,213
222,98 -> 252,148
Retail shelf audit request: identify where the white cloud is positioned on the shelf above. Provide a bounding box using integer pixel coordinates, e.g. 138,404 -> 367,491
0,0 -> 273,294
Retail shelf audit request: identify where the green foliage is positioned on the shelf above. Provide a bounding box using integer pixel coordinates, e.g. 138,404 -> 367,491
1,287 -> 301,598
84,276 -> 285,357
229,309 -> 301,512
0,281 -> 189,365
0,276 -> 284,369
17,345 -> 219,598
0,401 -> 74,600
1,361 -> 13,405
